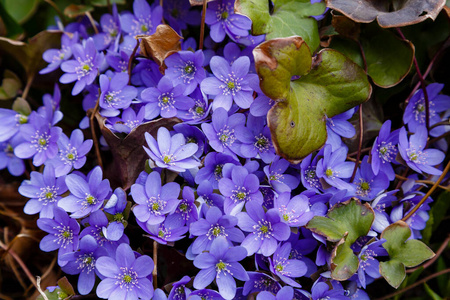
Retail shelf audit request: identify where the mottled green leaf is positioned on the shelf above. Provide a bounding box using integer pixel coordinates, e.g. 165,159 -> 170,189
254,36 -> 371,162
306,199 -> 374,280
236,0 -> 326,50
380,221 -> 435,288
362,26 -> 414,88
0,0 -> 40,24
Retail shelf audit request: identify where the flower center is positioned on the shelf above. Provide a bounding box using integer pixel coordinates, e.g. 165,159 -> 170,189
217,126 -> 236,147
85,194 -> 97,205
227,81 -> 235,89
184,65 -> 193,74
221,11 -> 229,19
82,64 -> 90,72
231,186 -> 248,203
141,24 -> 148,32
275,264 -> 284,272
114,213 -> 124,222
325,168 -> 333,177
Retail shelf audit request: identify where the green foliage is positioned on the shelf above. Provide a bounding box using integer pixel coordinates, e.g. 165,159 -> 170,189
0,1 -> 23,37
307,199 -> 375,280
0,0 -> 40,24
254,36 -> 371,162
380,221 -> 435,288
0,70 -> 22,100
37,277 -> 75,300
422,191 -> 450,244
235,0 -> 326,50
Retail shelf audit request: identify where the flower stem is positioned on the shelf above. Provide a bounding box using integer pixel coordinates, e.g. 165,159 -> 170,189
128,40 -> 140,85
199,0 -> 208,50
89,90 -> 103,170
350,105 -> 364,182
402,159 -> 450,222
152,240 -> 158,289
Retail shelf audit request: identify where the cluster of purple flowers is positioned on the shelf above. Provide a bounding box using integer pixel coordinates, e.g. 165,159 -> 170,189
3,0 -> 448,299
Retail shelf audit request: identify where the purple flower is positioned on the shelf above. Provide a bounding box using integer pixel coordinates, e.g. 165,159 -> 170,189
99,72 -> 138,117
201,108 -> 245,160
0,135 -> 26,176
268,243 -> 307,288
139,214 -> 189,245
21,165 -> 67,218
96,243 -> 154,300
48,129 -> 93,177
93,4 -> 121,50
189,206 -> 244,255
300,152 -> 322,193
219,165 -> 263,216
250,93 -> 275,117
205,0 -> 252,43
131,171 -> 180,225
14,113 -> 62,166
107,106 -> 145,134
193,236 -> 249,300
60,38 -> 104,95
256,286 -> 294,300
168,275 -> 191,300
370,120 -> 399,180
177,87 -> 211,124
0,108 -> 28,142
165,50 -> 206,95
173,123 -> 206,158
196,180 -> 225,208
353,156 -> 389,201
37,207 -> 80,266
370,191 -> 395,233
310,282 -> 348,300
316,145 -> 355,191
404,83 -> 450,136
273,192 -> 314,227
61,235 -> 107,295
201,56 -> 259,111
106,50 -> 129,73
356,239 -> 388,288
398,126 -> 445,175
40,32 -> 78,74
58,166 -> 112,218
194,152 -> 239,189
80,210 -> 130,256
172,186 -> 199,226
263,156 -> 299,193
242,272 -> 281,296
120,0 -> 162,36
143,127 -> 200,172
325,108 -> 356,151
237,201 -> 291,257
236,115 -> 275,163
141,76 -> 194,119
103,187 -> 128,241
163,0 -> 201,33
188,289 -> 225,300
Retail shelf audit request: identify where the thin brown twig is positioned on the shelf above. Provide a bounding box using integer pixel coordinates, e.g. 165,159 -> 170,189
350,105 -> 364,182
199,0 -> 208,50
348,147 -> 372,158
402,159 -> 450,221
407,235 -> 450,273
22,74 -> 35,100
375,268 -> 450,300
152,240 -> 158,290
85,12 -> 99,35
128,40 -> 140,85
89,91 -> 103,170
0,240 -> 38,291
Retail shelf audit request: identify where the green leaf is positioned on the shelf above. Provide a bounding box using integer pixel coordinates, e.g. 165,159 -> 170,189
361,25 -> 415,88
0,70 -> 22,100
329,36 -> 364,68
423,191 -> 450,244
235,0 -> 326,51
37,277 -> 75,300
0,1 -> 23,38
0,0 -> 40,24
253,36 -> 371,162
424,283 -> 444,300
306,199 -> 375,280
380,220 -> 435,288
12,97 -> 31,115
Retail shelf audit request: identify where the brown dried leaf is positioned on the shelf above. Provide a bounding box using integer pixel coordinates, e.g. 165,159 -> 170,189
331,14 -> 360,40
136,24 -> 182,67
95,112 -> 181,190
189,0 -> 215,6
63,4 -> 94,18
326,0 -> 446,28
